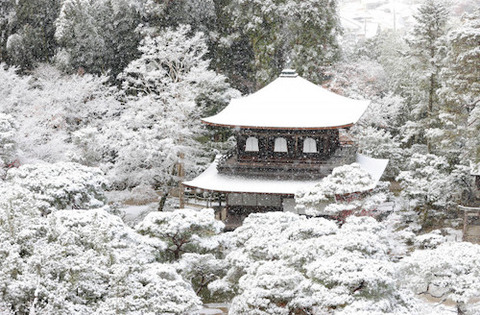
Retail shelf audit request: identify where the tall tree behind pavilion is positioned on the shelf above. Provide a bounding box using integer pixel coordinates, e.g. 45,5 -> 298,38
1,0 -> 62,70
223,0 -> 341,91
437,8 -> 480,166
402,0 -> 450,153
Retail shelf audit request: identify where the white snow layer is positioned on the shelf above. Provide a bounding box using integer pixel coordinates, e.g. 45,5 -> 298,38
356,153 -> 389,188
201,74 -> 370,129
471,162 -> 480,175
183,159 -> 318,195
183,154 -> 388,195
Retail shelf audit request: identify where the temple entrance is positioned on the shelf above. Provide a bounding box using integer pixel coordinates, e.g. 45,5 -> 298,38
223,193 -> 291,230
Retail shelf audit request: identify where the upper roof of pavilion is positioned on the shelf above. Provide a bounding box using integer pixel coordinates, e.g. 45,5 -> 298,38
202,69 -> 370,130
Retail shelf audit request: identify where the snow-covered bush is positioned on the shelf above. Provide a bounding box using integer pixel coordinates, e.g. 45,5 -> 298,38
0,179 -> 201,314
70,126 -> 104,167
0,184 -> 49,255
6,162 -> 108,212
129,183 -> 159,204
177,253 -> 228,301
400,242 -> 480,314
397,153 -> 467,214
137,208 -> 225,261
295,163 -> 377,216
0,64 -> 121,164
213,212 -> 421,314
414,230 -> 447,249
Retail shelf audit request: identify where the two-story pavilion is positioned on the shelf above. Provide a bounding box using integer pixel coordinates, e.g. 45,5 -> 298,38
184,69 -> 387,229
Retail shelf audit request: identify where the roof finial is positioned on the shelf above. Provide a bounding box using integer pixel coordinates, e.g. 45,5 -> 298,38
285,56 -> 292,68
280,56 -> 297,77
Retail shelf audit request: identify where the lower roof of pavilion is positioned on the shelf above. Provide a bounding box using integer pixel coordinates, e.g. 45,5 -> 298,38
183,153 -> 388,195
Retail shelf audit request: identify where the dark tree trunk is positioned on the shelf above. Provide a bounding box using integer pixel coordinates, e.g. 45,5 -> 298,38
158,191 -> 169,211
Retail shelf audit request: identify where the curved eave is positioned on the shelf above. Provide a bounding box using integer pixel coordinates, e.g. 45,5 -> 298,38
183,158 -> 319,195
201,120 -> 355,130
184,154 -> 389,196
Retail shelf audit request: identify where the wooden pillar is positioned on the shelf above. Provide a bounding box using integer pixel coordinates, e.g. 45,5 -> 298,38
178,152 -> 185,209
324,134 -> 329,156
294,135 -> 299,158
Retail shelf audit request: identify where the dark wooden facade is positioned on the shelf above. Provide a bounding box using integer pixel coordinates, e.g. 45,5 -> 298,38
213,128 -> 357,229
217,128 -> 356,180
235,129 -> 340,162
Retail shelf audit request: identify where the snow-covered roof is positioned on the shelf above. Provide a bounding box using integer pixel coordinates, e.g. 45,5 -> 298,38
183,158 -> 318,195
202,70 -> 370,130
183,154 -> 388,195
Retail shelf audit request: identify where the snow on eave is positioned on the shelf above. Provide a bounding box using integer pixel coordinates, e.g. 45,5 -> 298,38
183,157 -> 319,195
200,120 -> 355,130
356,153 -> 389,189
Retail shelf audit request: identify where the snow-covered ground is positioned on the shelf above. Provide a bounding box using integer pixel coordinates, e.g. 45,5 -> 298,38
191,304 -> 229,315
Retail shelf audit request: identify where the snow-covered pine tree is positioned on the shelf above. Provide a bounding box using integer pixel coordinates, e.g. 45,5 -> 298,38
0,0 -> 16,62
6,162 -> 108,213
402,0 -> 450,153
213,213 -> 424,314
438,8 -> 480,166
55,0 -> 147,77
3,0 -> 61,70
0,194 -> 201,314
225,0 -> 341,89
108,25 -> 238,194
0,113 -> 18,169
136,208 -> 224,261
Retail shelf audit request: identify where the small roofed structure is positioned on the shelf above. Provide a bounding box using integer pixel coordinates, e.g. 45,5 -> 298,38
184,69 -> 387,229
472,162 -> 480,195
